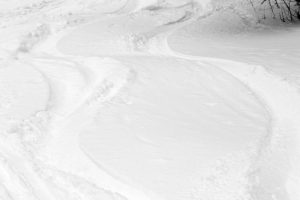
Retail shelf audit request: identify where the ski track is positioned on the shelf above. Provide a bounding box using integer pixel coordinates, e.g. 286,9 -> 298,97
0,0 -> 299,200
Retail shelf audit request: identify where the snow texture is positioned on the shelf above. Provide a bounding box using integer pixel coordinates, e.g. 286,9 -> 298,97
0,0 -> 299,200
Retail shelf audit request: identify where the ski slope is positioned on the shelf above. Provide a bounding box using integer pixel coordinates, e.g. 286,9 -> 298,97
0,0 -> 299,200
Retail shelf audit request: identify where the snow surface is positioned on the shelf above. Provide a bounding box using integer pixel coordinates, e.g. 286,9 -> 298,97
0,0 -> 300,200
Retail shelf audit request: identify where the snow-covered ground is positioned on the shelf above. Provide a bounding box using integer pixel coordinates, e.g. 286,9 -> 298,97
0,0 -> 299,200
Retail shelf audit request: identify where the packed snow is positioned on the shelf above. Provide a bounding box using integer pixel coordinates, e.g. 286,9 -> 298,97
0,0 -> 299,200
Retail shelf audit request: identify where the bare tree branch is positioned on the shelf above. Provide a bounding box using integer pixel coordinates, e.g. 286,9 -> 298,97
260,0 -> 300,21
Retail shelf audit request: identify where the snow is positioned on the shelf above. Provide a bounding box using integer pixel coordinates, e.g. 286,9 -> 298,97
79,56 -> 269,200
0,0 -> 300,200
0,61 -> 49,132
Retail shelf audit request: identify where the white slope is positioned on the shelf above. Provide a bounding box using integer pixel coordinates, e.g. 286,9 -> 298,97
0,0 -> 299,200
55,2 -> 270,200
208,59 -> 300,200
78,56 -> 269,200
167,7 -> 300,200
